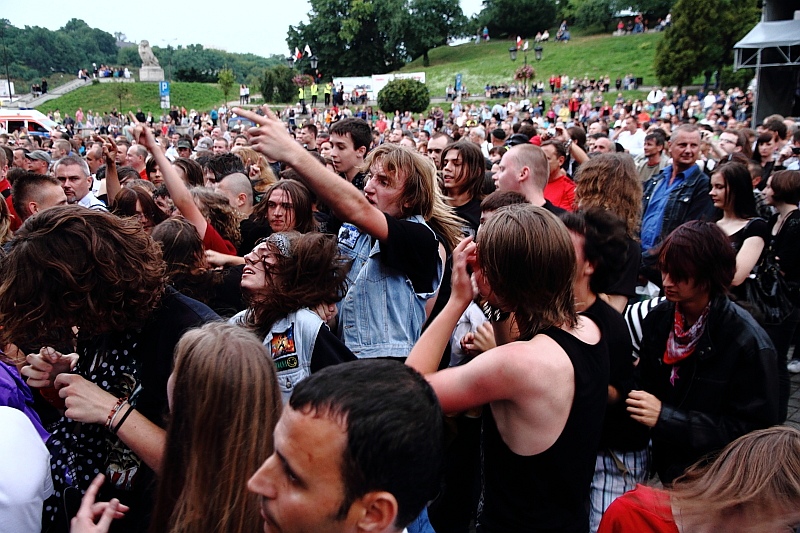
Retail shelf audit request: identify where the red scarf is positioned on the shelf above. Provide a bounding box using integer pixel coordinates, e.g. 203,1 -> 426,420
663,303 -> 711,365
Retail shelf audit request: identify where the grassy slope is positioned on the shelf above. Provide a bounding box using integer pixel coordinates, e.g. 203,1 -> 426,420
36,82 -> 226,117
35,33 -> 663,115
400,32 -> 662,100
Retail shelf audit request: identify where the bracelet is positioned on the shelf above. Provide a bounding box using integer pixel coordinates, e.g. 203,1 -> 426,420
108,399 -> 129,430
112,404 -> 134,434
481,302 -> 511,323
105,396 -> 128,430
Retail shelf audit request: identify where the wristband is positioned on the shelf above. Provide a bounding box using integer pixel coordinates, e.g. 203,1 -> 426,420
112,405 -> 134,434
105,396 -> 128,430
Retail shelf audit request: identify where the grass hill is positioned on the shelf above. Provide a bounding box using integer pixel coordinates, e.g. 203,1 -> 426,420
34,32 -> 663,117
36,82 -> 227,117
400,31 -> 662,100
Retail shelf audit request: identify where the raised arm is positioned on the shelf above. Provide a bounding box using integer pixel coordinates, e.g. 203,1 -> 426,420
407,237 -> 475,374
234,107 -> 391,240
132,122 -> 208,239
93,135 -> 122,203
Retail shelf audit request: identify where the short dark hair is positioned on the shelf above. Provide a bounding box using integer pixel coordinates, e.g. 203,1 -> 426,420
560,208 -> 628,294
480,190 -> 529,212
11,172 -> 62,221
644,132 -> 665,147
491,128 -> 507,141
173,158 -> 205,187
329,118 -> 372,151
765,119 -> 788,141
769,170 -> 800,205
302,123 -> 318,137
658,220 -> 735,297
203,153 -> 246,182
541,139 -> 567,159
289,360 -> 443,529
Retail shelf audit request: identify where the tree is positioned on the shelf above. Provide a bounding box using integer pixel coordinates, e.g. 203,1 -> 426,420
573,0 -> 621,31
260,68 -> 276,103
477,0 -> 557,38
218,68 -> 236,104
406,0 -> 468,66
377,78 -> 430,113
287,0 -> 465,76
654,0 -> 758,89
113,82 -> 130,109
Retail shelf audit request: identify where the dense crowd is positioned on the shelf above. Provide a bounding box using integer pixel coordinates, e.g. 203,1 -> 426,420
1,81 -> 800,533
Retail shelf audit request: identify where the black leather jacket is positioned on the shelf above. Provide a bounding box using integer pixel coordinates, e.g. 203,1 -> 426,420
638,295 -> 780,483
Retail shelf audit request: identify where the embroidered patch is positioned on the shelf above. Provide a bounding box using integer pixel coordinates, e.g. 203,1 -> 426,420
270,326 -> 296,359
338,223 -> 361,249
275,356 -> 299,372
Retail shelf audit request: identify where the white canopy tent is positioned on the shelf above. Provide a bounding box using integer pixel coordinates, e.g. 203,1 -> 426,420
734,20 -> 800,69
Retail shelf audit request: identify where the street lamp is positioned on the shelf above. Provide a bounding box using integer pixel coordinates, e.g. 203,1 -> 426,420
508,47 -> 517,62
309,55 -> 318,70
534,46 -> 543,61
286,55 -> 296,69
509,45 -> 530,98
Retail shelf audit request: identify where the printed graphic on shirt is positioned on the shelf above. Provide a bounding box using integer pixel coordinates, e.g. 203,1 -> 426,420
338,223 -> 361,249
270,325 -> 299,372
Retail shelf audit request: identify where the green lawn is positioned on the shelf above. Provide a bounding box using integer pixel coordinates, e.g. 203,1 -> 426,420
36,82 -> 228,117
400,32 -> 663,99
35,32 -> 665,116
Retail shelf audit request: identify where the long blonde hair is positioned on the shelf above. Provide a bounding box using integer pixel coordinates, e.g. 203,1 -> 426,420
364,144 -> 463,251
151,322 -> 282,533
671,426 -> 800,531
574,153 -> 642,239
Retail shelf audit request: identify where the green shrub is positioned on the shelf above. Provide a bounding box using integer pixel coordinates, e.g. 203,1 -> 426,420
377,79 -> 430,114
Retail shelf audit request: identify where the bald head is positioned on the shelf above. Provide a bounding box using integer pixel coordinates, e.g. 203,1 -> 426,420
216,172 -> 254,215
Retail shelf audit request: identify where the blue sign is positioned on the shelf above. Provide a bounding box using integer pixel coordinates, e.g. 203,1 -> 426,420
455,74 -> 462,92
159,82 -> 170,97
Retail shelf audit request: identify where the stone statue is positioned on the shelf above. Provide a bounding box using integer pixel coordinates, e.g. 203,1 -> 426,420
138,40 -> 160,67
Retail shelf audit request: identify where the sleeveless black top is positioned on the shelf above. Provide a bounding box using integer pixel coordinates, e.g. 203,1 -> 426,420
476,326 -> 609,532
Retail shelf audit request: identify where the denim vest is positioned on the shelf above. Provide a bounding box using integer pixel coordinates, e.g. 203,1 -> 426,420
230,308 -> 322,403
337,215 -> 442,359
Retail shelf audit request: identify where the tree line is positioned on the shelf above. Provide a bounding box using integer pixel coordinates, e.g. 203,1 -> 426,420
0,18 -> 284,90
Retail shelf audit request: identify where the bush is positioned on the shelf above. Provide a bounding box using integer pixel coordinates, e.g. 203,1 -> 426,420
377,79 -> 430,114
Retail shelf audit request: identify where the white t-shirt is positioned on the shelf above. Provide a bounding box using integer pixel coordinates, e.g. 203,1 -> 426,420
0,407 -> 54,533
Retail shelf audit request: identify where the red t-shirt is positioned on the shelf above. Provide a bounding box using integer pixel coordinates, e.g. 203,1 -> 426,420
0,178 -> 21,231
202,222 -> 237,255
544,173 -> 576,211
598,485 -> 679,533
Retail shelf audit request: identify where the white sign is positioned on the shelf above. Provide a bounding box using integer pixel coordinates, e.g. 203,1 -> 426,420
0,80 -> 16,98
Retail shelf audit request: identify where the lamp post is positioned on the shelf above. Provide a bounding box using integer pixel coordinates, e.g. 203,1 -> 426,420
534,45 -> 543,62
509,45 -> 529,98
286,55 -> 296,69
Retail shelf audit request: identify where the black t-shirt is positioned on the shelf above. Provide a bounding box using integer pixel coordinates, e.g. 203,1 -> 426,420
454,197 -> 482,237
582,297 -> 649,451
728,218 -> 769,301
238,215 -> 272,256
310,324 -> 358,372
606,237 -> 641,300
379,213 -> 441,295
542,199 -> 566,216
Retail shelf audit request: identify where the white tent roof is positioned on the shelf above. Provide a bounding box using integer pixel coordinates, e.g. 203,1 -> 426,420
735,20 -> 800,49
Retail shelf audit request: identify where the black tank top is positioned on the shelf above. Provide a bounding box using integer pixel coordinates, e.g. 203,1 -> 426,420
476,326 -> 609,533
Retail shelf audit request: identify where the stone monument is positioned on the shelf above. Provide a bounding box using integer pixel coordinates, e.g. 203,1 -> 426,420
138,40 -> 165,82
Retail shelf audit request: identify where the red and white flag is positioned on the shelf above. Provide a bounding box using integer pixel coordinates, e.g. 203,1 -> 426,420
523,40 -> 529,51
516,35 -> 522,49
295,47 -> 302,59
304,44 -> 313,57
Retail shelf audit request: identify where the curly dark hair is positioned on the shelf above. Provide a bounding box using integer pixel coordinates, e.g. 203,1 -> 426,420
244,232 -> 351,337
0,206 -> 166,345
190,187 -> 242,247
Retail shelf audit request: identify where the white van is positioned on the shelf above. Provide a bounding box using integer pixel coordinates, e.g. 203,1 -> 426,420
0,109 -> 59,139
